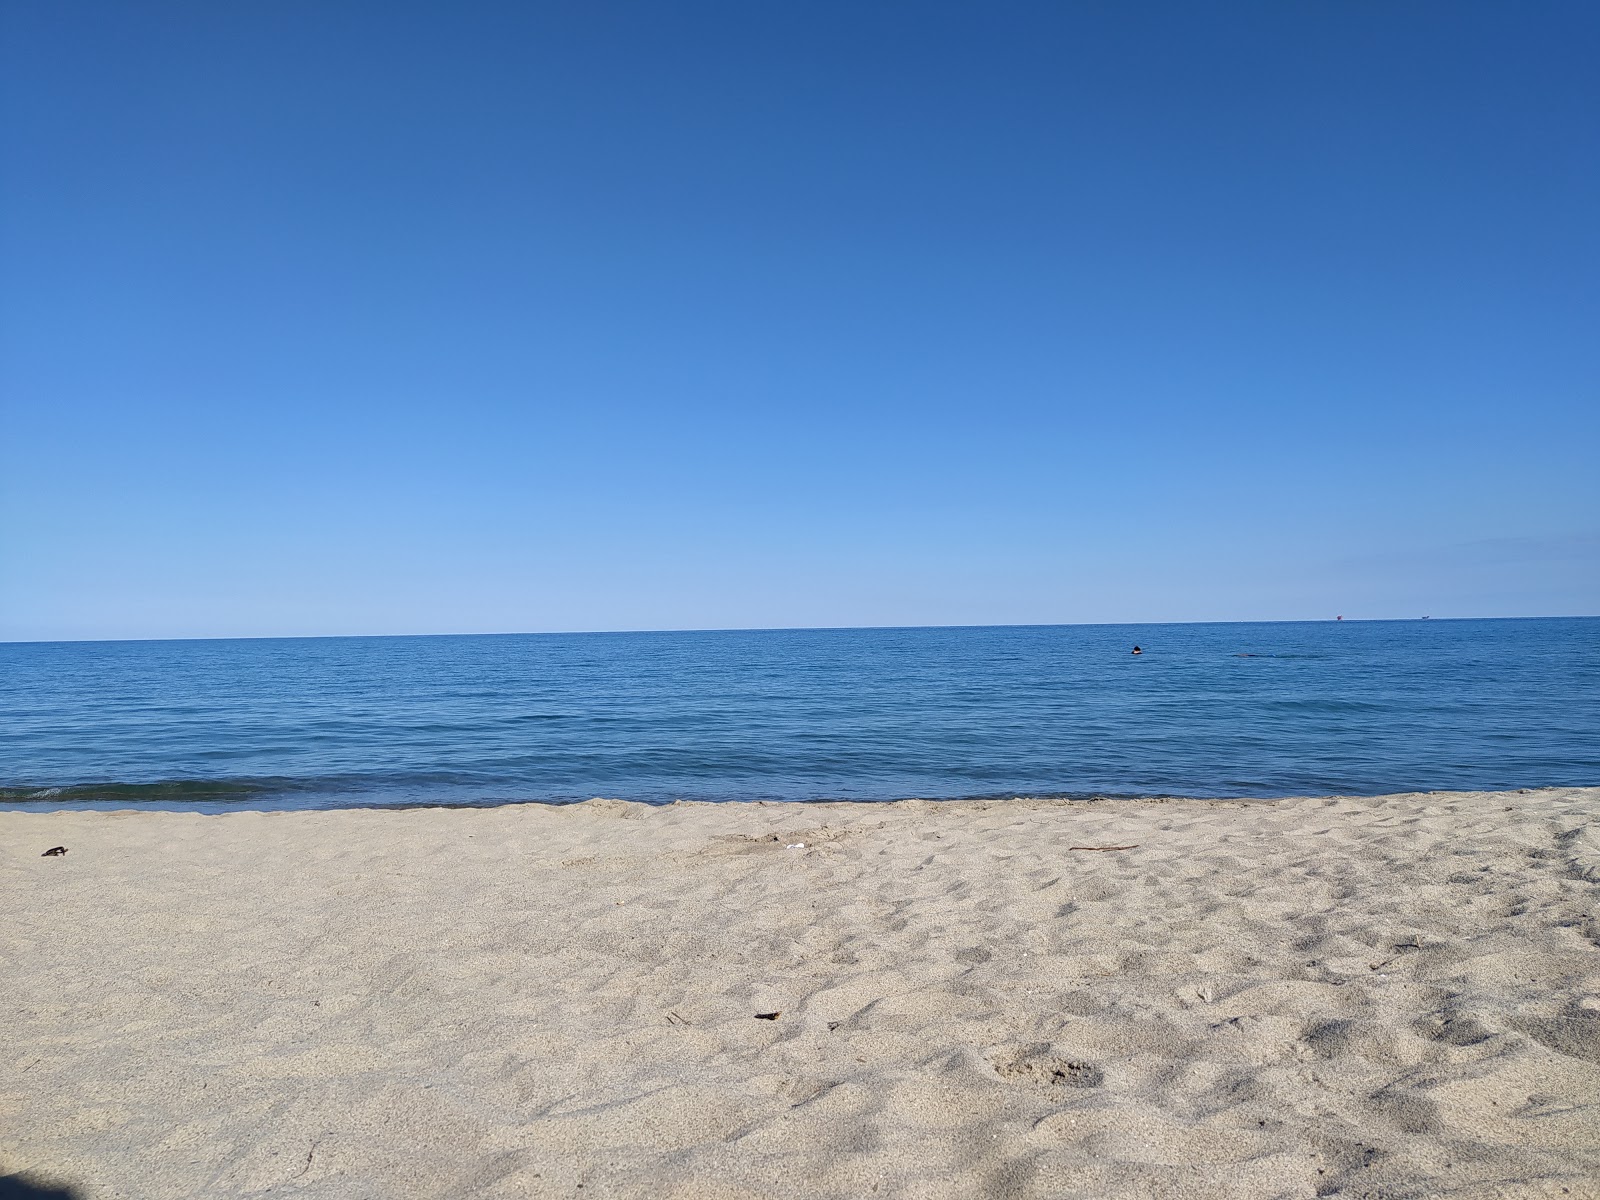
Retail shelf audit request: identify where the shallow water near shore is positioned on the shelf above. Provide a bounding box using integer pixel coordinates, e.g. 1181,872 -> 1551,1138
3,617 -> 1597,810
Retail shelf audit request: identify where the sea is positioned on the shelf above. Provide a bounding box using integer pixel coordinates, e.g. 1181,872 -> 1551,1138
2,618 -> 1596,812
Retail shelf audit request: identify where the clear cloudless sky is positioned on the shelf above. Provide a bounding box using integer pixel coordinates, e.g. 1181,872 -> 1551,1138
2,1 -> 1596,640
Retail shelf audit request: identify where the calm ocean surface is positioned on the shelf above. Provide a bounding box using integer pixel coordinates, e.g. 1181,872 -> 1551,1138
2,619 -> 1596,811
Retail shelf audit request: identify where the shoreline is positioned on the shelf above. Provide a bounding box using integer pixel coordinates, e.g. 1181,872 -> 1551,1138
5,787 -> 1598,1198
2,782 -> 1582,816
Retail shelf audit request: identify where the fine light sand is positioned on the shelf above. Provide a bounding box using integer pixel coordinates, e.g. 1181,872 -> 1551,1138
3,789 -> 1599,1200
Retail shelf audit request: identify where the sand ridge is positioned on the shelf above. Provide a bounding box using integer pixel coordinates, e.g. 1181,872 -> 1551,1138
3,788 -> 1599,1199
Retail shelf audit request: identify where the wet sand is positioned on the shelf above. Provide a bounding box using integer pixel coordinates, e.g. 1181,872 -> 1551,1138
3,788 -> 1599,1198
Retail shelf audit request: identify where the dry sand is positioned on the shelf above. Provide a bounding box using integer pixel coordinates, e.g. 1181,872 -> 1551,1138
3,788 -> 1599,1200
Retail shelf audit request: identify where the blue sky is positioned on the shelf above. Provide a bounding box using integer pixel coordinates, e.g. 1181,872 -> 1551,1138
3,1 -> 1596,640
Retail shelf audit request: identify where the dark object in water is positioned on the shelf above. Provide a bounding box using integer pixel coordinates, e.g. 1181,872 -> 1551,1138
41,846 -> 67,857
1131,645 -> 1142,655
753,1011 -> 781,1021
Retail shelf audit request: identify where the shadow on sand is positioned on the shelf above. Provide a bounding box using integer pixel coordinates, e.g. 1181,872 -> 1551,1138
0,1175 -> 82,1200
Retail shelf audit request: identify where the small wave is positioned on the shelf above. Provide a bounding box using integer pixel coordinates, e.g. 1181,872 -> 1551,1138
0,777 -> 313,804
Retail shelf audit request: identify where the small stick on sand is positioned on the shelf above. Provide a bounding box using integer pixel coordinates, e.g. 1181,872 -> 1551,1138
1067,844 -> 1139,852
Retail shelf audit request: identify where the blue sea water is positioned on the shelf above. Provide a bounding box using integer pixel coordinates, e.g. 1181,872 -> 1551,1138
1,619 -> 1596,811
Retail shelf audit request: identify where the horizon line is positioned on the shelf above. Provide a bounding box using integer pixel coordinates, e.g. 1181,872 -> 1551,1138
4,612 -> 1596,647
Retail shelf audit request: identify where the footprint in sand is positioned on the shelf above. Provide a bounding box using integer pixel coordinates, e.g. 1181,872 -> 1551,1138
1414,1010 -> 1493,1047
989,1044 -> 1104,1090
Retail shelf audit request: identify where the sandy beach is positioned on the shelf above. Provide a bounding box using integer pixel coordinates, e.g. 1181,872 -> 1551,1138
3,788 -> 1598,1199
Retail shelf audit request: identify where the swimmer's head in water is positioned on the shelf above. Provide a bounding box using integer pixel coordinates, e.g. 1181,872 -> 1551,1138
1132,646 -> 1142,655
